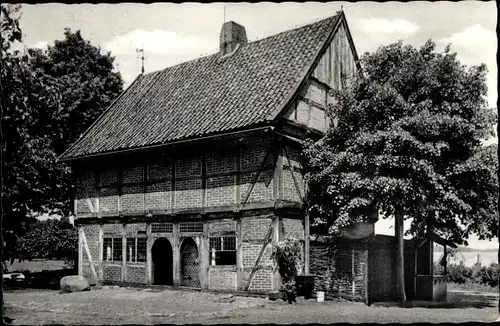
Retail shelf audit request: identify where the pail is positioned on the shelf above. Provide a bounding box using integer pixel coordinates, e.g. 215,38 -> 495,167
317,291 -> 324,303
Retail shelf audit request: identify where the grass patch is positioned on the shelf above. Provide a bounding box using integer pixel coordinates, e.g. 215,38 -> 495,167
448,282 -> 499,294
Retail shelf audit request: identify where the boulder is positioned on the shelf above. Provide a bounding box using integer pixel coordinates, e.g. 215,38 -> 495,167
59,275 -> 91,294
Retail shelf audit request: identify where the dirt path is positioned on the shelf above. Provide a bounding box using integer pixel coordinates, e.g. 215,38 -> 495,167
4,288 -> 498,324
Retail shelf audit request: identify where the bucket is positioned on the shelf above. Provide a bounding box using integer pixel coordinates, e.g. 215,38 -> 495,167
317,291 -> 324,303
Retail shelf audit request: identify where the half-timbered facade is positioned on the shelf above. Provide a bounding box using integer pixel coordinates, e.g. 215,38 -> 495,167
60,11 -> 360,293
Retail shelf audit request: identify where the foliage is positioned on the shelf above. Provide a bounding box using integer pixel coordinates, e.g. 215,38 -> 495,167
17,217 -> 78,265
29,28 -> 124,156
273,237 -> 303,303
435,263 -> 499,288
1,3 -> 123,261
2,3 -> 63,262
304,39 -> 498,245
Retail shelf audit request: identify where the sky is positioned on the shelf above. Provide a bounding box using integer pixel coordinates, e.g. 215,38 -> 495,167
16,2 -> 498,249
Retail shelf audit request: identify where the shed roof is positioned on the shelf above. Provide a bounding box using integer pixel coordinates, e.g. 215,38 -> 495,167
60,13 -> 342,160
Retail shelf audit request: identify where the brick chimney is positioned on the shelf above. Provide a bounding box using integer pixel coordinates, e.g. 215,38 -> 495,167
219,21 -> 247,56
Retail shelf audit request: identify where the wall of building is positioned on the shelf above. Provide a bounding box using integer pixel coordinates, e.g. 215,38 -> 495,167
78,214 -> 286,293
310,238 -> 368,303
75,133 -> 306,293
312,21 -> 358,91
282,21 -> 358,134
240,215 -> 276,292
74,136 -> 303,217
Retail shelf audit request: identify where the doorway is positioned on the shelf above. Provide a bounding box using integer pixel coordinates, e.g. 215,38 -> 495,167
152,237 -> 173,285
180,238 -> 200,288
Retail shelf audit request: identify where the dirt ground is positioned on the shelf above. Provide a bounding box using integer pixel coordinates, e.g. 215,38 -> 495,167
4,287 -> 499,324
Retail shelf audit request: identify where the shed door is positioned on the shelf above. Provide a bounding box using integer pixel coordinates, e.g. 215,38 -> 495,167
180,238 -> 200,288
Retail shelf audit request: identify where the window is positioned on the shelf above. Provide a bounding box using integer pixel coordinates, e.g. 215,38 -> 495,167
103,237 -> 122,262
209,236 -> 236,266
151,223 -> 173,233
126,237 -> 147,263
179,222 -> 203,233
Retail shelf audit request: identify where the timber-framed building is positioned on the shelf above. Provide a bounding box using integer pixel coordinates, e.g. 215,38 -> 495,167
60,11 -> 361,294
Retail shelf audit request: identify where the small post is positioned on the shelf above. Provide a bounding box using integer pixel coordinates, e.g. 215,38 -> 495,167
136,43 -> 145,75
443,245 -> 447,275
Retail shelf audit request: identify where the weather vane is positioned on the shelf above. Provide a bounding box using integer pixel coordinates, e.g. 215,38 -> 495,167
136,43 -> 146,74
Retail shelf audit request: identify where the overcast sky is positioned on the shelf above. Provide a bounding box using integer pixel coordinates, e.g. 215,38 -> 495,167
17,2 -> 498,249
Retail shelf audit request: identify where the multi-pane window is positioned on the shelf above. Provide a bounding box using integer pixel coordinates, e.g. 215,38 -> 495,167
209,236 -> 236,266
151,223 -> 173,233
103,237 -> 122,262
179,222 -> 203,233
126,237 -> 147,263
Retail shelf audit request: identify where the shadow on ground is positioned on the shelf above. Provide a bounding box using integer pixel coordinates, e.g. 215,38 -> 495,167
4,268 -> 76,291
373,291 -> 498,309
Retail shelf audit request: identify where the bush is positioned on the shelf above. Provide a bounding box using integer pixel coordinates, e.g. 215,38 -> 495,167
447,264 -> 474,284
273,238 -> 303,303
436,262 -> 499,288
472,263 -> 499,288
17,217 -> 78,266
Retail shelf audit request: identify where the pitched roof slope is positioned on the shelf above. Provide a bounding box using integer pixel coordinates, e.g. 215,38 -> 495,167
61,13 -> 341,160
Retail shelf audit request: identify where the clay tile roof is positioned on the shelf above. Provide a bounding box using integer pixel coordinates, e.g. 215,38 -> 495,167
61,13 -> 341,160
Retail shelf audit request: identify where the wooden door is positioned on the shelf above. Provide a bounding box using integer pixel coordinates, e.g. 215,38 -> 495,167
180,238 -> 200,288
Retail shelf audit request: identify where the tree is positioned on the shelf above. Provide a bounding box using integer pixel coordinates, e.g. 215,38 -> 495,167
1,4 -> 124,263
28,28 -> 124,216
17,217 -> 78,265
1,3 -> 64,263
30,28 -> 124,156
304,40 -> 497,302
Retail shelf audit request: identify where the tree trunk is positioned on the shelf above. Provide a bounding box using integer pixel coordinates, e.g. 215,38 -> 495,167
394,209 -> 406,302
497,119 -> 499,316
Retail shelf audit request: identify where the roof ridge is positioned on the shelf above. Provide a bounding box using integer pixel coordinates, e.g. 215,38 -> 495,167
247,13 -> 340,45
144,12 -> 341,77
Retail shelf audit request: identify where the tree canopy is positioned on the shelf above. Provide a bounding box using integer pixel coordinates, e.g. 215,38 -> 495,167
305,39 -> 497,243
1,3 -> 124,262
304,40 -> 497,301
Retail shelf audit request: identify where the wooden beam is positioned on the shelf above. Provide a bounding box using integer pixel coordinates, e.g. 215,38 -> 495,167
304,167 -> 310,275
235,145 -> 241,205
202,221 -> 209,289
146,223 -> 152,284
78,227 -> 83,276
121,224 -> 126,282
98,224 -> 103,282
245,221 -> 274,291
172,222 -> 180,286
201,152 -> 206,210
143,163 -> 148,213
282,145 -> 303,201
63,126 -> 273,162
273,139 -> 282,201
171,157 -> 176,212
76,201 -> 284,223
272,216 -> 281,291
117,166 -> 123,212
81,229 -> 99,284
236,217 -> 243,290
351,246 -> 355,296
365,246 -> 370,305
241,142 -> 273,205
95,168 -> 100,213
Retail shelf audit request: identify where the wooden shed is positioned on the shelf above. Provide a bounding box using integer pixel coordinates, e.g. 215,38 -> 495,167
310,232 -> 456,304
